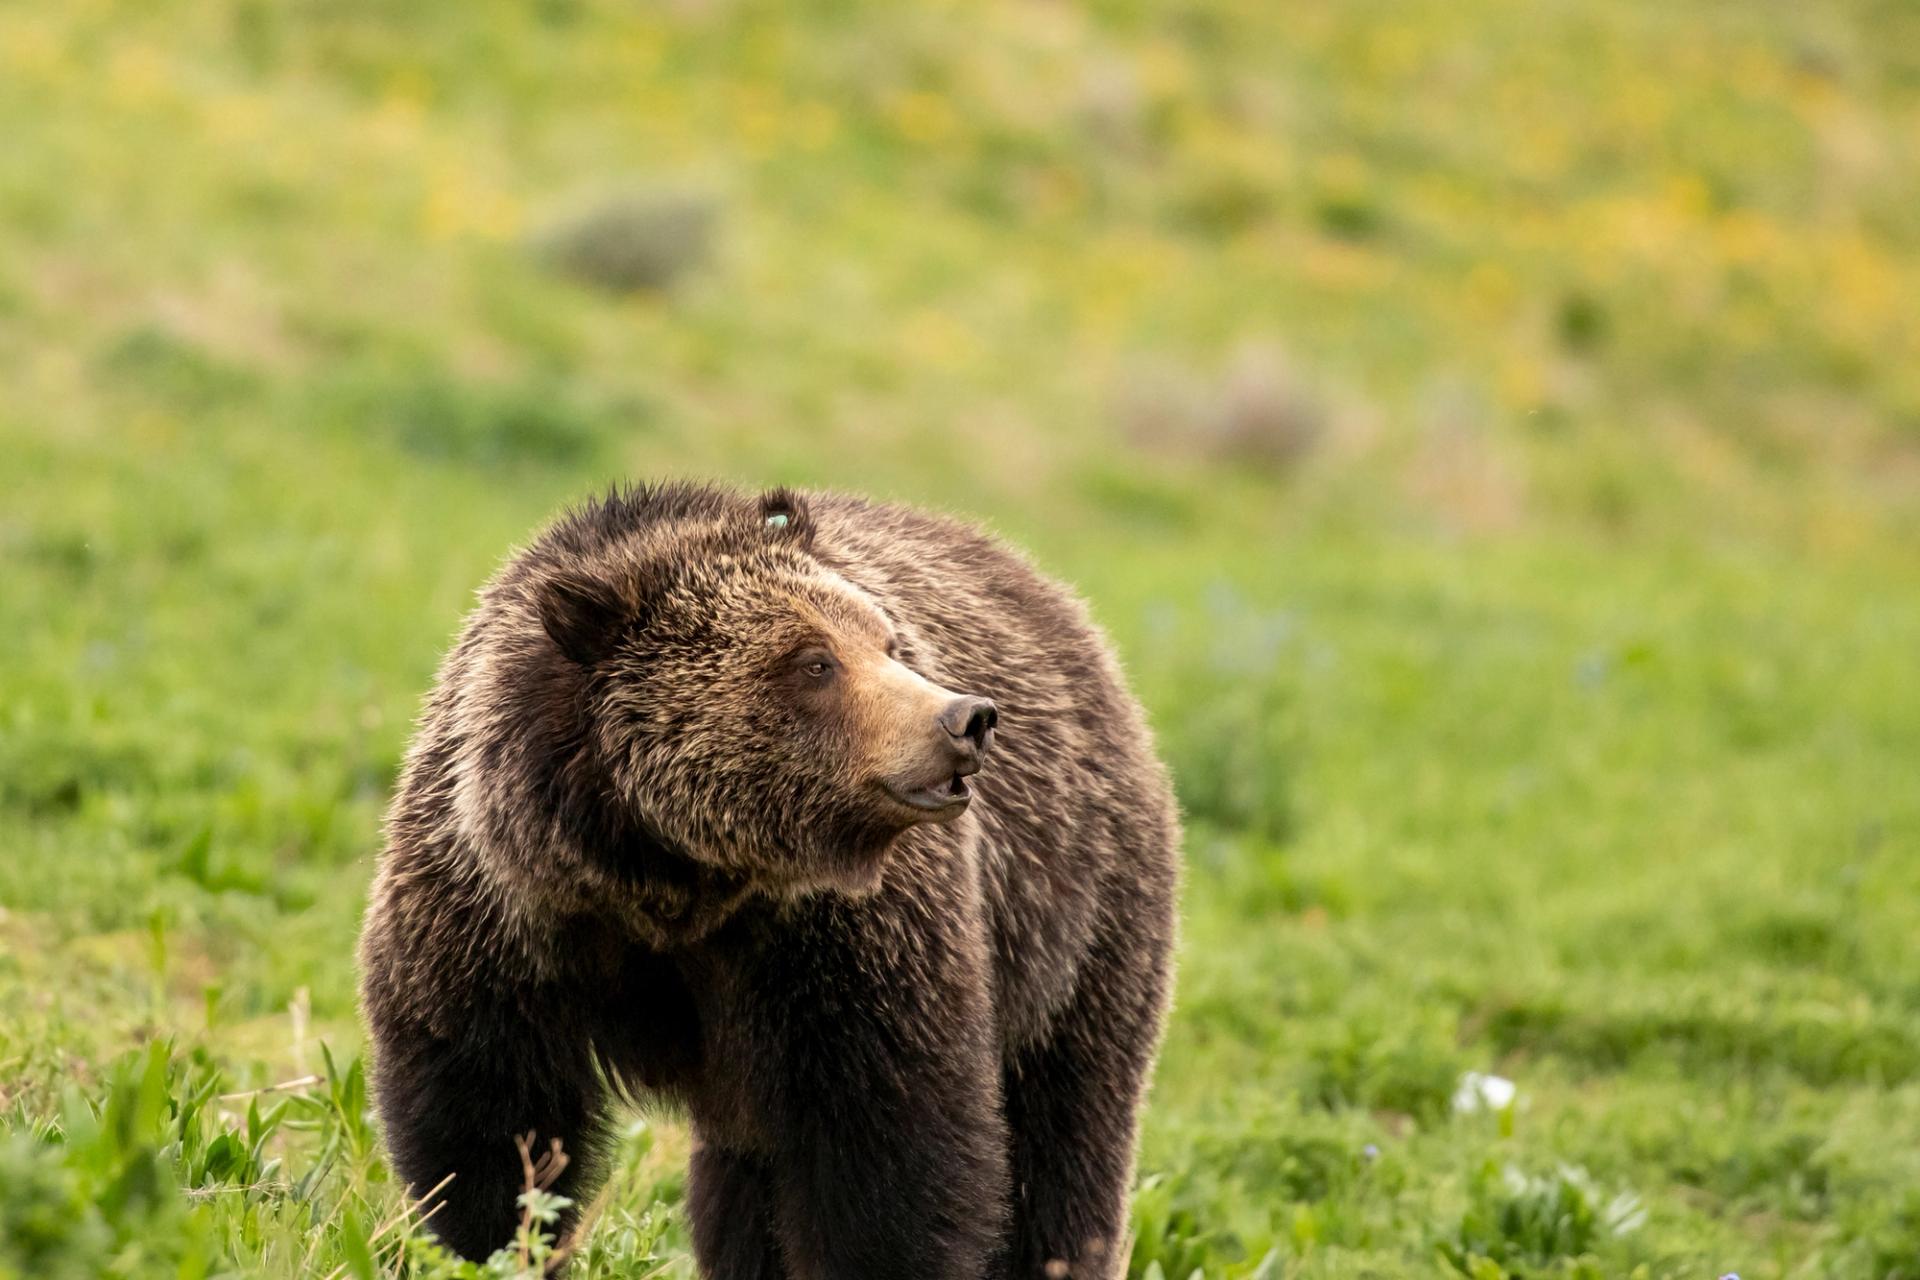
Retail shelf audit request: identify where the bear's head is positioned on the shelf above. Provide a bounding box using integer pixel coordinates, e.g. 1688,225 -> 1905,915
468,484 -> 996,902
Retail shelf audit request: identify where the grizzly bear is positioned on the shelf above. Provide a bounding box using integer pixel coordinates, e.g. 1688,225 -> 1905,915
358,482 -> 1180,1279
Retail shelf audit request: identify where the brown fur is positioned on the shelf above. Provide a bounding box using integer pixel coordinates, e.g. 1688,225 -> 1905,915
358,483 -> 1180,1278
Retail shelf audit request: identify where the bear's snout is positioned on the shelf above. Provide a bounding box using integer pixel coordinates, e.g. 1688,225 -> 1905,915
879,692 -> 998,817
939,695 -> 997,776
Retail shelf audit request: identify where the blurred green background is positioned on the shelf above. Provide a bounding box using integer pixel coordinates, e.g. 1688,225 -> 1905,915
4,0 -> 1920,1276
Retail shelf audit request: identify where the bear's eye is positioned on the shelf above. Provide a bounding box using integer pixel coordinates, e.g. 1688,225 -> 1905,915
796,650 -> 836,680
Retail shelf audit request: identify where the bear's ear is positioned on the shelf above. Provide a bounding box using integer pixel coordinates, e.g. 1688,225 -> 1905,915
758,488 -> 815,548
537,568 -> 637,665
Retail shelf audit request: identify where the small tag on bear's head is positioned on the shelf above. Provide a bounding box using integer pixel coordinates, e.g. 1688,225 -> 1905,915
758,488 -> 813,546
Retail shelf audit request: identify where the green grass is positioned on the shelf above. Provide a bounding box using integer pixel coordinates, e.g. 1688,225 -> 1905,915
4,0 -> 1920,1276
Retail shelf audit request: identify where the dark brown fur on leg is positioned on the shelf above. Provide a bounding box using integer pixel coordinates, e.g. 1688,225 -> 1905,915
680,883 -> 1011,1280
1002,911 -> 1174,1280
360,929 -> 609,1261
688,1145 -> 787,1280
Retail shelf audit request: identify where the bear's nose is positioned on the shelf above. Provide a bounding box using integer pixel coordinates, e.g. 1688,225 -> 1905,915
939,696 -> 998,773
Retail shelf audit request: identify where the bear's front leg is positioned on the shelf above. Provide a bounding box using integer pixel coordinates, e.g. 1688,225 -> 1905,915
690,892 -> 1010,1280
360,895 -> 611,1264
1002,912 -> 1173,1280
686,1145 -> 786,1280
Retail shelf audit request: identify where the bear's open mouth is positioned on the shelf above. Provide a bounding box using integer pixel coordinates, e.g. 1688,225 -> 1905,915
883,773 -> 973,814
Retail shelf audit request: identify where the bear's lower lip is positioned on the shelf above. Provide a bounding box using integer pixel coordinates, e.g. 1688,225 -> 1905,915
883,775 -> 972,814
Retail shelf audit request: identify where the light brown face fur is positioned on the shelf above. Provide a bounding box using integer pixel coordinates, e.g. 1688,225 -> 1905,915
784,588 -> 980,822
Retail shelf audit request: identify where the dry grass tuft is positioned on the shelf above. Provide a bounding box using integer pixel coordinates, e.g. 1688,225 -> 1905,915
1118,339 -> 1329,475
531,187 -> 720,294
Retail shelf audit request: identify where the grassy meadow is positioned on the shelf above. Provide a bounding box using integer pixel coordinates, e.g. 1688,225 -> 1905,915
4,0 -> 1920,1275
